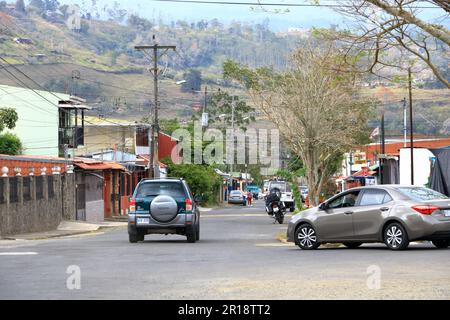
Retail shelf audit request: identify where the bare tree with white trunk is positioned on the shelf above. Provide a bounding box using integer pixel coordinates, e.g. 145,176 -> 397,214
224,45 -> 375,206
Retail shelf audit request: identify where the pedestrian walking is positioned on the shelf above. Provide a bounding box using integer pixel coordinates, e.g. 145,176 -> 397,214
247,191 -> 253,207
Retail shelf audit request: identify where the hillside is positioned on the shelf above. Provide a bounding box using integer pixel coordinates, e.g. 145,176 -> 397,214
0,6 -> 449,136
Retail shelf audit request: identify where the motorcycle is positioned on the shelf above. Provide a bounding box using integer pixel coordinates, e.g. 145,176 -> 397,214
265,188 -> 286,224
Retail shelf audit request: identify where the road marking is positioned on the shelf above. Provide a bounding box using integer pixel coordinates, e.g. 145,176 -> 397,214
203,214 -> 267,218
0,252 -> 38,256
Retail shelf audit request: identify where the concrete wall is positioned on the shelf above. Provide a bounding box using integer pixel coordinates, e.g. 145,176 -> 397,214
0,174 -> 76,237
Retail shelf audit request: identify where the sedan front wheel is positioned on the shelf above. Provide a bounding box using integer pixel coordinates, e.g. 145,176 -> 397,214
295,224 -> 320,250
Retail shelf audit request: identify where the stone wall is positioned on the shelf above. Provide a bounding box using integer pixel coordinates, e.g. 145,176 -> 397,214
0,174 -> 76,237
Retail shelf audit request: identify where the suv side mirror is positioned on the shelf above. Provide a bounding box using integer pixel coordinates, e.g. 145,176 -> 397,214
194,195 -> 203,204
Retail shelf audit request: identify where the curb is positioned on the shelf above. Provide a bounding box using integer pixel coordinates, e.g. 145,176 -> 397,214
1,226 -> 124,241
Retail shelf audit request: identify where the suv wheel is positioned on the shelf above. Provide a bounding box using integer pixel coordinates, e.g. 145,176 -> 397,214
195,223 -> 200,241
295,224 -> 320,250
129,233 -> 138,243
384,223 -> 409,250
432,240 -> 450,249
186,227 -> 197,243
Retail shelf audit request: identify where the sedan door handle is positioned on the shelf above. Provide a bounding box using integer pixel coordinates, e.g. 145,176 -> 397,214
344,211 -> 354,215
380,207 -> 390,212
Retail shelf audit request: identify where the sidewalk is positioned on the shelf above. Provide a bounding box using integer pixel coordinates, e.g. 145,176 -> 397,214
1,220 -> 127,241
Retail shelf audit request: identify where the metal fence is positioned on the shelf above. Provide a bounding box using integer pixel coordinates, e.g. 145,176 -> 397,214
9,177 -> 18,203
23,177 -> 31,202
0,179 -> 4,204
36,176 -> 44,200
48,176 -> 54,199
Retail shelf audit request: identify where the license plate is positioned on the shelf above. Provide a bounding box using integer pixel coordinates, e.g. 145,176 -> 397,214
136,218 -> 150,225
444,210 -> 450,217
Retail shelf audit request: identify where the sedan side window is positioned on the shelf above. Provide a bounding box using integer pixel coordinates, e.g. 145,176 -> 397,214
360,190 -> 392,206
328,191 -> 360,209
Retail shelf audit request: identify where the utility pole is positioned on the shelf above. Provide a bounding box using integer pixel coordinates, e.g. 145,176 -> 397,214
135,39 -> 176,178
403,98 -> 407,148
380,112 -> 386,185
230,95 -> 236,175
408,67 -> 415,185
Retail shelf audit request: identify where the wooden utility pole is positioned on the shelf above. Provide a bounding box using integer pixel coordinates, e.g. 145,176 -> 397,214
408,67 -> 415,185
135,40 -> 176,178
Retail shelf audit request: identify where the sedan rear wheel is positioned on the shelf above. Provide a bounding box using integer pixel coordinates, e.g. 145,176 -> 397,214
384,223 -> 409,250
432,240 -> 450,249
295,224 -> 320,250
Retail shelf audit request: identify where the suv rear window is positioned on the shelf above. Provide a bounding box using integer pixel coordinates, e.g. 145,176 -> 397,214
270,182 -> 291,192
397,187 -> 448,201
135,182 -> 186,198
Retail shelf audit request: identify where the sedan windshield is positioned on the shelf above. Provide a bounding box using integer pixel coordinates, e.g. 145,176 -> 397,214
397,187 -> 449,202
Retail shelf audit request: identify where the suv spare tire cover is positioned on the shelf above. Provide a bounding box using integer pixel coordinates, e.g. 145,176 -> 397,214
150,195 -> 179,223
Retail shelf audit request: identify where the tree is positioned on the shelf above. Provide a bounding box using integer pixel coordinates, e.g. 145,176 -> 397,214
15,0 -> 26,13
128,14 -> 153,31
181,69 -> 202,93
326,0 -> 450,88
0,108 -> 18,132
208,91 -> 255,131
0,133 -> 22,155
224,45 -> 374,206
0,108 -> 22,155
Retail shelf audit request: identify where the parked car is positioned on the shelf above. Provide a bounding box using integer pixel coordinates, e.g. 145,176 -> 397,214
268,180 -> 295,212
128,178 -> 201,243
287,186 -> 450,251
228,190 -> 244,205
247,185 -> 261,199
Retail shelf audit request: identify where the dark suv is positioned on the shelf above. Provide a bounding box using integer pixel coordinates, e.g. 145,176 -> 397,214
128,178 -> 201,243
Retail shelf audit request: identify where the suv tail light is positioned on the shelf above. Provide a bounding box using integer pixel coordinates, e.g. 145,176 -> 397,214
412,205 -> 439,215
129,198 -> 136,212
185,198 -> 193,211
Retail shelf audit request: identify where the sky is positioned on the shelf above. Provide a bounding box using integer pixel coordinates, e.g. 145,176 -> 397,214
49,0 -> 449,31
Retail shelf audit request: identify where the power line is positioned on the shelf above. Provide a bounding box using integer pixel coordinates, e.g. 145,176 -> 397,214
152,0 -> 442,9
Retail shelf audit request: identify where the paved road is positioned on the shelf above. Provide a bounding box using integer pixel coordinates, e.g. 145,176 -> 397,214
0,201 -> 449,300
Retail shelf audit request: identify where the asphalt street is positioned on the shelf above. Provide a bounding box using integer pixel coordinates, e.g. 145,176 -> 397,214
0,200 -> 449,300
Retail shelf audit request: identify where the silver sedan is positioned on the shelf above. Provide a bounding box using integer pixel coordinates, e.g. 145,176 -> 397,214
287,186 -> 450,251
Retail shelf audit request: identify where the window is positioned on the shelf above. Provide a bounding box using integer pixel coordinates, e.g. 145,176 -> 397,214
397,187 -> 448,202
328,191 -> 360,209
269,182 -> 289,192
135,182 -> 186,198
360,190 -> 392,206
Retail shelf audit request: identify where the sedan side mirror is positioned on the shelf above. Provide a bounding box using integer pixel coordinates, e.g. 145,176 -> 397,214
319,203 -> 328,211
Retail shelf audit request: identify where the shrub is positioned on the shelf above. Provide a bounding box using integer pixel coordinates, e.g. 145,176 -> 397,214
0,133 -> 23,155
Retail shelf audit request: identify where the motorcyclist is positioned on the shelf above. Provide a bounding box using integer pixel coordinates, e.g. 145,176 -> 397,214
265,188 -> 282,215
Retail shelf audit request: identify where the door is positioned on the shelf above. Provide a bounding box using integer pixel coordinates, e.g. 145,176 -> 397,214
352,189 -> 394,240
316,191 -> 361,241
